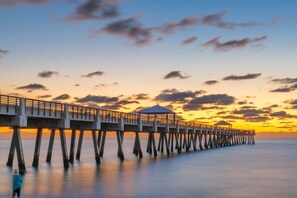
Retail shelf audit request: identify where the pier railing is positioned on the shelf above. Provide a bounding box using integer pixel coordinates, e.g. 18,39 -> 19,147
100,109 -> 121,123
0,94 -> 254,133
69,104 -> 96,121
0,95 -> 19,115
25,98 -> 64,118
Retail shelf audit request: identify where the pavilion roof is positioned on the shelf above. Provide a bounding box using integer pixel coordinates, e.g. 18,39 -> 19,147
214,120 -> 232,126
138,105 -> 175,114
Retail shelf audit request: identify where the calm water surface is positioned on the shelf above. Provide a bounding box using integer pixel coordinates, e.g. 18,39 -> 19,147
0,137 -> 297,198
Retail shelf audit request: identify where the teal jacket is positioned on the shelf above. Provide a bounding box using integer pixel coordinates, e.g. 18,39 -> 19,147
13,175 -> 23,190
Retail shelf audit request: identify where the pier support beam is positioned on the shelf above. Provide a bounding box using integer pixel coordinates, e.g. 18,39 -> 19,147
32,128 -> 43,168
69,129 -> 76,164
183,133 -> 189,152
198,133 -> 203,150
175,133 -> 180,152
97,130 -> 102,151
170,133 -> 174,152
157,133 -> 162,152
14,127 -> 26,172
92,130 -> 101,164
208,133 -> 213,148
46,129 -> 55,163
178,133 -> 182,152
146,132 -> 152,154
151,133 -> 157,157
59,129 -> 69,169
6,130 -> 16,167
133,132 -> 143,158
147,132 -> 157,157
76,130 -> 84,160
99,131 -> 107,158
6,127 -> 26,172
164,133 -> 170,155
204,132 -> 209,149
116,131 -> 124,161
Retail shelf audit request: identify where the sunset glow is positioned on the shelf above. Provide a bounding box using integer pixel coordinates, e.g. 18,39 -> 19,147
1,0 -> 297,135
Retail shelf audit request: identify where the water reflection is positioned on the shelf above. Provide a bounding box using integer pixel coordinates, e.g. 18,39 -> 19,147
1,139 -> 297,197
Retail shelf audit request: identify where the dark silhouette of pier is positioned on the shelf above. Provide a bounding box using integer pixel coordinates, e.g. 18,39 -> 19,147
0,94 -> 255,172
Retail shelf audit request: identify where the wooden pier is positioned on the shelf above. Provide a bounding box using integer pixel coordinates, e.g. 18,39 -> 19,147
0,94 -> 255,172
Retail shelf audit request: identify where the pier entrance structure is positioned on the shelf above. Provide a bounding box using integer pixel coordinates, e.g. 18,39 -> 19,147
215,121 -> 232,129
0,94 -> 256,173
138,105 -> 177,156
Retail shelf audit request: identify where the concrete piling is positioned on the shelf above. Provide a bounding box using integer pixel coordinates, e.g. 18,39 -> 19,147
32,128 -> 42,168
46,129 -> 55,163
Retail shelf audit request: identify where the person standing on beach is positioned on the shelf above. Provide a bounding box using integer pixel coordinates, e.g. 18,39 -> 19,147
12,169 -> 23,198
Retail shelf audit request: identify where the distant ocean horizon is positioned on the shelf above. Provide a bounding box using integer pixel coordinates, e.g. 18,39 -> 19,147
1,138 -> 297,198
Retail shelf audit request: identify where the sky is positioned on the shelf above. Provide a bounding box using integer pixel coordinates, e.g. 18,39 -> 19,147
0,0 -> 297,134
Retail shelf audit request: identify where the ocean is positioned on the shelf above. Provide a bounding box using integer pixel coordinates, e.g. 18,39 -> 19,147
0,138 -> 297,198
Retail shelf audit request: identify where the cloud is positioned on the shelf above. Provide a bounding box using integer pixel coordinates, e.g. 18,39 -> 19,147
268,16 -> 282,27
99,17 -> 153,46
0,49 -> 9,58
269,104 -> 279,108
183,94 -> 235,111
156,10 -> 258,33
164,71 -> 190,79
37,94 -> 52,99
99,99 -> 139,110
130,93 -> 150,100
223,73 -> 261,81
81,71 -> 104,78
245,116 -> 270,122
76,94 -> 118,103
53,94 -> 70,101
96,11 -> 258,46
221,115 -> 244,120
156,89 -> 205,103
270,86 -> 295,93
181,36 -> 198,45
67,0 -> 119,22
204,80 -> 218,85
157,16 -> 198,34
233,108 -> 267,117
0,0 -> 49,7
38,70 -> 59,78
237,100 -> 247,105
286,99 -> 297,105
16,83 -> 48,92
203,36 -> 267,52
270,77 -> 297,84
94,82 -> 118,88
270,111 -> 297,119
8,92 -> 23,97
285,99 -> 297,109
201,10 -> 259,29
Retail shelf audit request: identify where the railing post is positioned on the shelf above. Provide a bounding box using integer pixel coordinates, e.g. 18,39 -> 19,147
59,103 -> 70,128
92,109 -> 101,130
119,113 -> 124,131
13,98 -> 27,127
166,114 -> 169,133
153,115 -> 157,132
137,113 -> 143,132
176,120 -> 180,133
